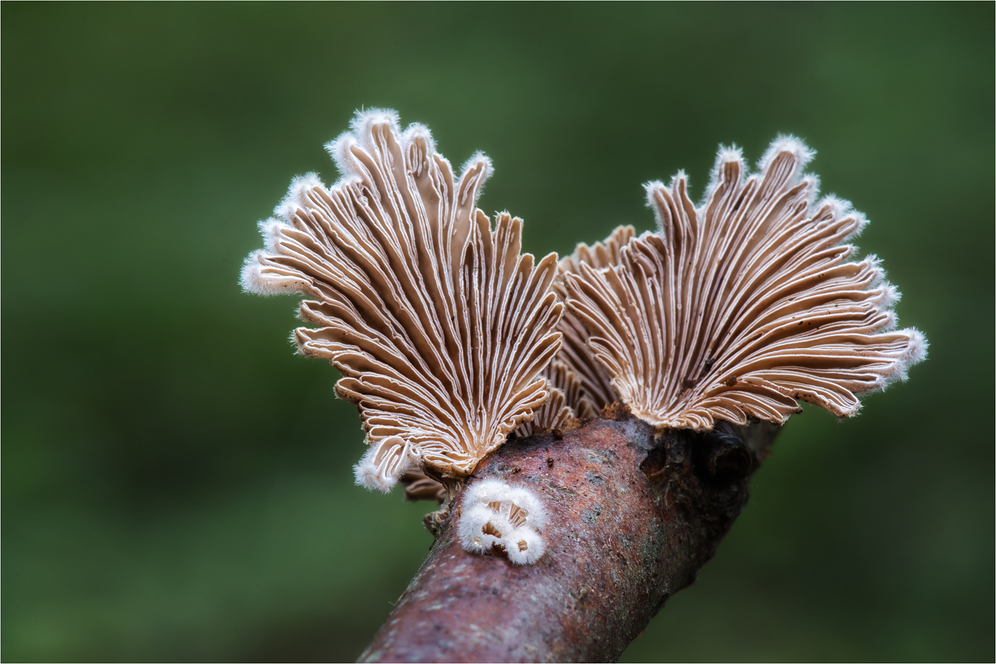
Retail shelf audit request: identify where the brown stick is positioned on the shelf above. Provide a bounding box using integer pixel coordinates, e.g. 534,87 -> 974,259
359,411 -> 780,663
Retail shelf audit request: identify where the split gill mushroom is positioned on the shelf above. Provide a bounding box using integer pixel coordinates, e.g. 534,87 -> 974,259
240,112 -> 926,662
565,137 -> 926,433
241,110 -> 565,522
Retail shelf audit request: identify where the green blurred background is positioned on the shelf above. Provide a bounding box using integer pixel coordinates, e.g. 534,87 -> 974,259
3,3 -> 993,661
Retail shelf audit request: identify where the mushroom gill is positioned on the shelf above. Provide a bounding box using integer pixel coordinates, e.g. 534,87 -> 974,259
553,225 -> 634,417
241,109 -> 564,491
565,137 -> 927,432
515,359 -> 582,437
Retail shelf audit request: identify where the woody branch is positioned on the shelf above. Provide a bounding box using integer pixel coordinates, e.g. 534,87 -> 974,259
359,411 -> 780,663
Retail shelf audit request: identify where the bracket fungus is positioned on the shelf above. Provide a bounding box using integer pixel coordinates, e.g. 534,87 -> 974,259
550,225 -> 634,419
566,137 -> 927,432
241,109 -> 564,496
514,359 -> 584,437
242,111 -> 926,579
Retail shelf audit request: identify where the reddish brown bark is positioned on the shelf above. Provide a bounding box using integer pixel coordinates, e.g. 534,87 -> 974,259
359,411 -> 779,663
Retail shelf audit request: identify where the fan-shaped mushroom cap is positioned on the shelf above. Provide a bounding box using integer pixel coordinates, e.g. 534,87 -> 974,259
515,359 -> 582,436
566,137 -> 927,432
242,109 -> 564,490
551,226 -> 634,418
511,226 -> 635,430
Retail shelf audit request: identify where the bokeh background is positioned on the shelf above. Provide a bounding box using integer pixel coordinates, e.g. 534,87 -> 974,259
3,3 -> 993,662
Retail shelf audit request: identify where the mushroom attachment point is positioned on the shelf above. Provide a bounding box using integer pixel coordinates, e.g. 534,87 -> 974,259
457,478 -> 548,565
240,109 -> 565,494
566,136 -> 927,432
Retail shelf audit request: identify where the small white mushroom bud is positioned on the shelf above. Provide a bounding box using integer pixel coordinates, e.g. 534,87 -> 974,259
506,527 -> 546,566
458,479 -> 548,565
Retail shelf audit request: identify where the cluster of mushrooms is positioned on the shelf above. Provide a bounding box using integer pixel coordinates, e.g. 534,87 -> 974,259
241,109 -> 926,563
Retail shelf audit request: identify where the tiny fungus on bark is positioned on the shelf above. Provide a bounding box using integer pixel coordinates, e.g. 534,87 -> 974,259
241,111 -> 927,659
458,478 -> 548,565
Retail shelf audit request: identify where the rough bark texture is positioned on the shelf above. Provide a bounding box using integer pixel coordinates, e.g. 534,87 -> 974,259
359,410 -> 780,663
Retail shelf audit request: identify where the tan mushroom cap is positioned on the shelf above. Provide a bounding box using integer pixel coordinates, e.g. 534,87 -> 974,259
566,137 -> 927,432
515,359 -> 582,436
241,109 -> 563,490
399,469 -> 448,504
554,225 -> 634,417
